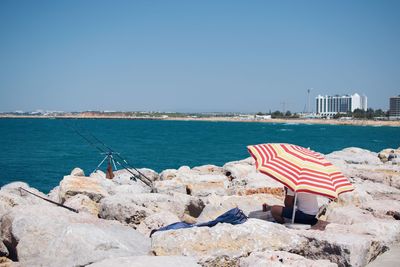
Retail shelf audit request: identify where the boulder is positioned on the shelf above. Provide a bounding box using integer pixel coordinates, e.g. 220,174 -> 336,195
99,196 -> 154,227
154,180 -> 187,195
169,193 -> 205,218
136,211 -> 180,236
326,147 -> 382,166
378,148 -> 400,163
336,185 -> 373,207
99,193 -> 189,227
0,182 -> 52,218
159,169 -> 179,181
361,199 -> 400,218
326,148 -> 400,189
324,205 -> 376,225
223,158 -> 255,180
299,228 -> 389,267
87,255 -> 201,267
70,167 -> 85,176
90,170 -> 106,179
325,220 -> 400,245
184,174 -> 230,197
110,184 -> 151,195
47,186 -> 61,203
239,251 -> 337,267
63,194 -> 100,216
114,168 -> 159,183
191,164 -> 224,175
229,172 -> 284,196
0,205 -> 150,267
354,179 -> 400,198
223,158 -> 285,196
59,175 -> 109,203
151,219 -> 306,258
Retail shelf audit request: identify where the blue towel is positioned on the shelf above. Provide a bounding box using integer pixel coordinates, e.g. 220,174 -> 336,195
150,207 -> 247,236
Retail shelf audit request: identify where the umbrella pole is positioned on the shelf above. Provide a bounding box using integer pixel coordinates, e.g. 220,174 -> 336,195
291,193 -> 298,224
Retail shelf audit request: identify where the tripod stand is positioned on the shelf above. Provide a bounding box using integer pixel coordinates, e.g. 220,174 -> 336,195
94,151 -> 119,179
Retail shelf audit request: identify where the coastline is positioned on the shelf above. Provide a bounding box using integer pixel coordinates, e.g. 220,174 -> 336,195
1,114 -> 400,127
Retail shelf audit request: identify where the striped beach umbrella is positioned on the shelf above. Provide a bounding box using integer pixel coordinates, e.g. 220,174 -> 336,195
247,143 -> 354,199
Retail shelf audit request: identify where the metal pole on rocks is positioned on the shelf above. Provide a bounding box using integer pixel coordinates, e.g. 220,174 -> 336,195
19,187 -> 79,213
291,193 -> 298,224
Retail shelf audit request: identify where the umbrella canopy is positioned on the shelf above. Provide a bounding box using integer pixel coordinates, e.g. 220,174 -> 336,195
247,143 -> 354,199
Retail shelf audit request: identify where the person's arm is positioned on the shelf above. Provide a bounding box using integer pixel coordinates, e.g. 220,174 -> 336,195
284,187 -> 295,208
284,194 -> 294,208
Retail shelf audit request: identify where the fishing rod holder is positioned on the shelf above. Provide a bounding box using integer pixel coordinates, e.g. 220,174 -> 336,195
94,151 -> 120,173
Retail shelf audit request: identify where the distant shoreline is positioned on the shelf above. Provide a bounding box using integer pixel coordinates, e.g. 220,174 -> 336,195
1,114 -> 400,127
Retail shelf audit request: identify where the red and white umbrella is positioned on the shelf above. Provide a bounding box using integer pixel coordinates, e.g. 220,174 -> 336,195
247,143 -> 354,223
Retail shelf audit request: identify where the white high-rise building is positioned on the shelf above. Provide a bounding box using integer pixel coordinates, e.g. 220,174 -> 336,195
315,93 -> 367,117
389,95 -> 400,119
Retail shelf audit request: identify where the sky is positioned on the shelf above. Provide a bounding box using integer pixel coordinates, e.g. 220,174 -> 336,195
0,0 -> 399,113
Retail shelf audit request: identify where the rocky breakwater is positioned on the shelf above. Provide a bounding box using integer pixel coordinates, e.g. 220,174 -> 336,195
0,147 -> 400,266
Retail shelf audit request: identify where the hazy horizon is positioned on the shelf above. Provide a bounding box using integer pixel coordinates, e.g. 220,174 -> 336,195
1,1 -> 399,113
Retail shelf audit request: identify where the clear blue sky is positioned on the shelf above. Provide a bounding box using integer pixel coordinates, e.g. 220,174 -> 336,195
0,0 -> 399,113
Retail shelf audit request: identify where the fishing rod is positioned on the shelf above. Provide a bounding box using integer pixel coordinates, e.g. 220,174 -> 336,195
65,122 -> 153,188
87,132 -> 153,187
19,187 -> 79,213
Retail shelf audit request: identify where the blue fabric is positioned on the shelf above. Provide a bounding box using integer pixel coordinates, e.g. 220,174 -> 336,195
196,207 -> 248,227
150,207 -> 247,236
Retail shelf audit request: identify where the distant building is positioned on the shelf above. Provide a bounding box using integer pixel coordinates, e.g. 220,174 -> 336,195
255,114 -> 272,120
315,93 -> 367,117
389,95 -> 400,119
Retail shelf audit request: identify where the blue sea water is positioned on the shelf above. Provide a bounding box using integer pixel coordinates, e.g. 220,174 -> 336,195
0,118 -> 399,193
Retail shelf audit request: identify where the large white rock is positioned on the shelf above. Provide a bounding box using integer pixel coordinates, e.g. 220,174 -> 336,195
326,148 -> 400,189
223,158 -> 285,196
113,168 -> 159,183
378,148 -> 400,164
325,220 -> 400,245
299,228 -> 388,267
63,194 -> 100,216
47,186 -> 61,203
239,251 -> 337,267
191,164 -> 224,175
326,147 -> 382,166
184,174 -> 230,197
99,193 -> 191,227
99,195 -> 154,227
59,175 -> 109,203
88,255 -> 201,267
136,211 -> 181,236
223,157 -> 255,180
0,182 -> 52,218
110,184 -> 150,195
151,219 -> 306,258
324,205 -> 376,225
154,180 -> 187,195
0,205 -> 150,267
159,169 -> 179,181
70,167 -> 85,176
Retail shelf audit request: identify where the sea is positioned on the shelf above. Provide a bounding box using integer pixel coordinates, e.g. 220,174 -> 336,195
0,118 -> 399,193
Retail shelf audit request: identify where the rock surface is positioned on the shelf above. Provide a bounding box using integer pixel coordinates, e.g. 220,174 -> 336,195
0,205 -> 150,267
1,146 -> 400,267
88,255 -> 201,267
151,219 -> 306,257
59,175 -> 109,202
239,251 -> 337,267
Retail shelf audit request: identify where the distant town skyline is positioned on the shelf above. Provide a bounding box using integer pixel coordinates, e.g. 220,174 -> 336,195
0,1 -> 399,113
